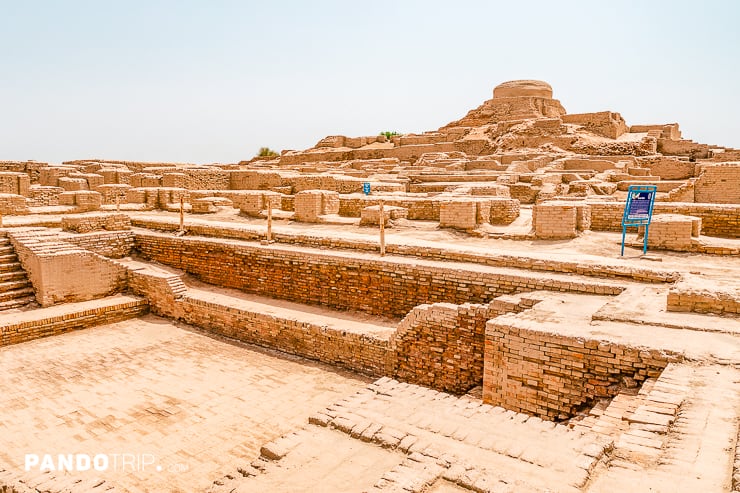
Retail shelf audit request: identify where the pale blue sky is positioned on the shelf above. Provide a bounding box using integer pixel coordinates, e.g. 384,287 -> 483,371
2,1 -> 738,164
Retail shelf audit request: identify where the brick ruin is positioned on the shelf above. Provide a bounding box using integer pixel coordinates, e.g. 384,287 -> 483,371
0,80 -> 739,492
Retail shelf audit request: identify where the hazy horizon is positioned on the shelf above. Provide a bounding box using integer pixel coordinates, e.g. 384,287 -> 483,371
2,0 -> 739,164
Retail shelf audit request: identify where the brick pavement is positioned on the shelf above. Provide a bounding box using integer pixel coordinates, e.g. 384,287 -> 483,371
0,316 -> 368,492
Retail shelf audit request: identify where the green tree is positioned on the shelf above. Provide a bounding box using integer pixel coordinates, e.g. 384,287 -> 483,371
379,131 -> 400,140
257,147 -> 279,157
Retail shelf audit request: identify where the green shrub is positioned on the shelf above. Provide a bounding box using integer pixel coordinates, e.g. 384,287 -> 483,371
257,147 -> 279,157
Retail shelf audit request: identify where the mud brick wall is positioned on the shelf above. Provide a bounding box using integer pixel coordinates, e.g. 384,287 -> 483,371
657,138 -> 710,158
509,183 -> 539,204
9,229 -> 129,306
26,186 -> 63,207
667,276 -> 739,316
0,172 -> 30,195
338,195 -> 439,220
533,202 -> 577,239
59,191 -> 102,212
179,296 -> 394,377
229,170 -> 287,190
130,173 -> 163,188
95,184 -> 131,205
184,169 -> 230,190
636,157 -> 695,180
391,297 -> 535,394
588,201 -> 740,238
483,319 -> 678,420
162,172 -> 186,188
61,231 -> 134,258
488,198 -> 520,224
61,213 -> 131,234
647,214 -> 700,250
99,168 -> 132,185
294,190 -> 339,222
0,298 -> 148,347
133,233 -> 623,318
439,200 -> 489,230
0,160 -> 46,183
38,166 -> 76,186
0,194 -> 30,215
58,177 -> 88,191
694,163 -> 740,204
561,112 -> 628,139
238,191 -> 281,216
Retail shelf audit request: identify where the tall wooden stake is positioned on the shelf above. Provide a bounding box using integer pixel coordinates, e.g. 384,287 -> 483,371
266,200 -> 273,243
379,200 -> 386,256
179,196 -> 185,232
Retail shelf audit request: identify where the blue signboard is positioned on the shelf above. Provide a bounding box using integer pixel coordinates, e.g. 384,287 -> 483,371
362,182 -> 371,195
621,185 -> 657,255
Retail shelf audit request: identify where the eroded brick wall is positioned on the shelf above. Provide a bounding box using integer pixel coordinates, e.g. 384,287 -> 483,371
133,233 -> 622,318
392,297 -> 537,393
483,319 -> 679,420
589,201 -> 740,238
0,297 -> 148,347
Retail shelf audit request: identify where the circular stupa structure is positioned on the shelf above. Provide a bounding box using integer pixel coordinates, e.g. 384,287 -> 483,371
493,80 -> 553,99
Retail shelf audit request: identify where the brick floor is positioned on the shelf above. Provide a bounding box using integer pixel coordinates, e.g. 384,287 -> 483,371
0,315 -> 369,492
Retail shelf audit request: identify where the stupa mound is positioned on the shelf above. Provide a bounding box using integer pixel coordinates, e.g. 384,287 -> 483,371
493,79 -> 554,99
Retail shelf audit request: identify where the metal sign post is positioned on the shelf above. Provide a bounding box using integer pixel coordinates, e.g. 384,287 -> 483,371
621,185 -> 657,256
179,196 -> 185,233
378,200 -> 386,256
266,200 -> 273,243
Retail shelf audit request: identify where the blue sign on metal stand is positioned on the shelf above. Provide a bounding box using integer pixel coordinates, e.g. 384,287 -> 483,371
621,185 -> 657,256
362,182 -> 371,195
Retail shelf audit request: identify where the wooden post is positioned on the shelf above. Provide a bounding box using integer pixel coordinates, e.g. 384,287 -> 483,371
379,200 -> 386,256
179,196 -> 185,232
266,199 -> 273,243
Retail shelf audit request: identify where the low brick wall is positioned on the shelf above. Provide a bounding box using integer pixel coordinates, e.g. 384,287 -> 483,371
667,275 -> 739,316
391,296 -> 537,393
0,194 -> 30,215
61,212 -> 131,233
61,230 -> 134,258
589,201 -> 740,238
483,318 -> 679,420
0,296 -> 148,347
133,232 -> 624,318
338,195 -> 440,220
9,229 -> 129,306
180,295 -> 394,377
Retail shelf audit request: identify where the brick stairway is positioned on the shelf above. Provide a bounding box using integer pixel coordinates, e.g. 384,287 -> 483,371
0,234 -> 35,310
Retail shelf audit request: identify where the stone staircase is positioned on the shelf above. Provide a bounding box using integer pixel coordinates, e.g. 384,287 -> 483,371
0,234 -> 35,310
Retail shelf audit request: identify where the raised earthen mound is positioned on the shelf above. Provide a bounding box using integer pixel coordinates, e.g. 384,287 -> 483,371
493,80 -> 553,99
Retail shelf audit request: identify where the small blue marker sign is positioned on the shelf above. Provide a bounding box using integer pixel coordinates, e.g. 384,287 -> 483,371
621,185 -> 657,256
362,182 -> 371,195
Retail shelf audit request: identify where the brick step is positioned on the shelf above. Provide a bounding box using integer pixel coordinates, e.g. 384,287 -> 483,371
0,279 -> 31,293
0,287 -> 35,303
0,271 -> 28,283
0,246 -> 14,256
0,237 -> 10,246
0,296 -> 35,311
0,254 -> 19,264
0,262 -> 23,273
